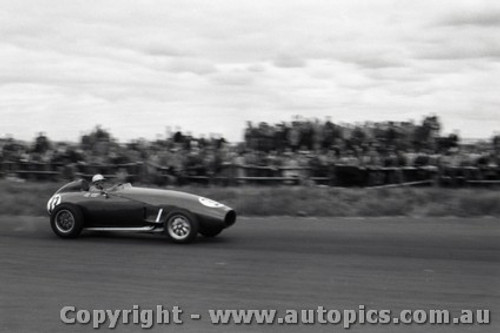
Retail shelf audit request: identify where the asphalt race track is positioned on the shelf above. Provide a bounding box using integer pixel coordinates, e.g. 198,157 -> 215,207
0,215 -> 499,333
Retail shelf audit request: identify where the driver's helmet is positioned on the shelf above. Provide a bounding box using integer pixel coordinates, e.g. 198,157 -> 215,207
91,174 -> 105,186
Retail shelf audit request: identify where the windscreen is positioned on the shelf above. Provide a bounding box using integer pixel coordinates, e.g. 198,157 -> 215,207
55,179 -> 89,194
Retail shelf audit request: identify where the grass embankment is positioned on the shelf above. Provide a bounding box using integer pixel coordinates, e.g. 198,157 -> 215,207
1,180 -> 500,217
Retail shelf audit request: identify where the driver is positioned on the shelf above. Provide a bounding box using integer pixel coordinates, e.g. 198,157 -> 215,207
89,174 -> 106,192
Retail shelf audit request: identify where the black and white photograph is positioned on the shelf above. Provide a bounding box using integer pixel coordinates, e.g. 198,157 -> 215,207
0,0 -> 499,332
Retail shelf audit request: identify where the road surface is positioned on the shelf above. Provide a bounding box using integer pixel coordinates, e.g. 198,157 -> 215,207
0,216 -> 499,332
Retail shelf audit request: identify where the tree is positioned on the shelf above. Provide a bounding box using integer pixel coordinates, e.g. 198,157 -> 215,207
413,115 -> 442,150
492,135 -> 500,154
79,126 -> 114,154
350,127 -> 367,148
436,133 -> 460,152
33,132 -> 51,154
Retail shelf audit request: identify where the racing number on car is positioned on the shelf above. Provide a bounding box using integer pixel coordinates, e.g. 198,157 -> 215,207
47,195 -> 61,213
199,197 -> 225,208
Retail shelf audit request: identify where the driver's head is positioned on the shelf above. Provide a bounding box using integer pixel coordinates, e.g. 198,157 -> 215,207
91,174 -> 105,189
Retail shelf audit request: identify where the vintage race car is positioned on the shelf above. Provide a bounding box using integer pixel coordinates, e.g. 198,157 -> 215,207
46,179 -> 236,243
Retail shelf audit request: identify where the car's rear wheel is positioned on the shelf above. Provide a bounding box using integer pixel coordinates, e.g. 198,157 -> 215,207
199,227 -> 223,238
165,210 -> 199,244
50,204 -> 84,238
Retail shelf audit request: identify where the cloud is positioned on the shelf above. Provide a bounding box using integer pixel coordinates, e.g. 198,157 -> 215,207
415,5 -> 500,61
247,63 -> 266,73
439,10 -> 500,27
273,54 -> 307,68
413,30 -> 500,61
165,58 -> 217,75
0,0 -> 499,142
210,68 -> 255,86
336,49 -> 408,69
140,43 -> 188,58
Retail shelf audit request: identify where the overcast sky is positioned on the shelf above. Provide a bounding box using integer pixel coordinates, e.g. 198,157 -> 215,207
1,0 -> 499,143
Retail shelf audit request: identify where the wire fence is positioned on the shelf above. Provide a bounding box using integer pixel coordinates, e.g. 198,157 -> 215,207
2,161 -> 500,188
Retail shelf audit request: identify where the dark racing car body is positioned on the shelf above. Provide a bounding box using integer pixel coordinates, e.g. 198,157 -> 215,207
46,179 -> 236,243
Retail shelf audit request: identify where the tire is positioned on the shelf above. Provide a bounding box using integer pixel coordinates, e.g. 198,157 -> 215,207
164,210 -> 199,244
50,204 -> 84,239
199,227 -> 223,238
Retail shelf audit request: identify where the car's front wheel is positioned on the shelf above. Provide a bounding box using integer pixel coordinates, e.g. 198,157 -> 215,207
50,204 -> 84,239
164,210 -> 199,244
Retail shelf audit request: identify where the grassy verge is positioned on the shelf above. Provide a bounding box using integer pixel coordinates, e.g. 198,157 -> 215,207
1,180 -> 500,217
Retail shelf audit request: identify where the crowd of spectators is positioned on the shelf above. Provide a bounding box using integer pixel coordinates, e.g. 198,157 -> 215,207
1,116 -> 500,186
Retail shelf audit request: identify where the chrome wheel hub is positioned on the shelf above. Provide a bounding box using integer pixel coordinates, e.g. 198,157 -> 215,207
168,216 -> 191,240
55,210 -> 75,233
